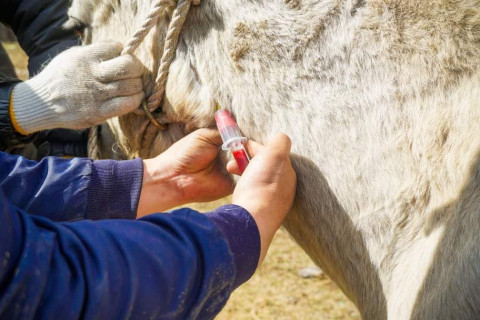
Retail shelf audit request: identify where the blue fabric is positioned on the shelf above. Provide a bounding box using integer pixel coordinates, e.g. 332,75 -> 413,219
0,151 -> 143,221
0,194 -> 240,319
206,205 -> 260,289
0,0 -> 78,151
1,0 -> 78,76
0,151 -> 261,318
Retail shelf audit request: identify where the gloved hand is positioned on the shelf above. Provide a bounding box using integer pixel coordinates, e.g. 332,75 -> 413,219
10,41 -> 144,135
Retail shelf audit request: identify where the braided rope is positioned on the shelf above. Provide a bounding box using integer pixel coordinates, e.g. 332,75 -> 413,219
122,0 -> 173,55
146,0 -> 192,112
88,0 -> 197,159
88,125 -> 99,159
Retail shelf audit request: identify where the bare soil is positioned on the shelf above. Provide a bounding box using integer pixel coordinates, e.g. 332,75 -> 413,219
191,200 -> 360,320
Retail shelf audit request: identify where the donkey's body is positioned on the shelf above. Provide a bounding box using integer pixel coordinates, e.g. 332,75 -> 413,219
68,0 -> 480,318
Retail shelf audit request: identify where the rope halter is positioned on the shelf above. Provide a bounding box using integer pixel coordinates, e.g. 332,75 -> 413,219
88,0 -> 198,159
123,0 -> 200,129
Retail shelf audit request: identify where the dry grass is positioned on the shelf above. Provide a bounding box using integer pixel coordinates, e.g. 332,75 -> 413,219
2,41 -> 28,80
4,40 -> 360,319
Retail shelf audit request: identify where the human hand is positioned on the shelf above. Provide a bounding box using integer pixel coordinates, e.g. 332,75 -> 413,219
137,128 -> 234,217
229,133 -> 297,267
11,41 -> 144,135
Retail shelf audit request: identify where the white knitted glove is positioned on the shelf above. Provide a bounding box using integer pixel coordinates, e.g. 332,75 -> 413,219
11,41 -> 144,135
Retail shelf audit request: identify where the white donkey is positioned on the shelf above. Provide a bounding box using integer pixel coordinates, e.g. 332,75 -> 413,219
68,0 -> 480,318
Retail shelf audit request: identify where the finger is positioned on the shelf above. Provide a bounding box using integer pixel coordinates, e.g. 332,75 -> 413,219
193,128 -> 223,146
213,162 -> 236,193
226,159 -> 243,176
102,78 -> 144,97
244,139 -> 264,158
99,91 -> 144,118
97,54 -> 144,82
87,40 -> 123,61
266,133 -> 292,156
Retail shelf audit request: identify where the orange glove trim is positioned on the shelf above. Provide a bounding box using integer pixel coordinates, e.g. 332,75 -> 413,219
9,90 -> 29,136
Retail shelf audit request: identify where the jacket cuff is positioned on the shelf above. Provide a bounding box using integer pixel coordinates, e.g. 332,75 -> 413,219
205,204 -> 260,289
86,158 -> 144,220
0,82 -> 37,150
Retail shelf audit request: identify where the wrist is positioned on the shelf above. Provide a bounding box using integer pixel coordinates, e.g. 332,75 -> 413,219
231,199 -> 279,266
137,158 -> 185,217
11,79 -> 57,134
205,204 -> 261,288
0,82 -> 37,149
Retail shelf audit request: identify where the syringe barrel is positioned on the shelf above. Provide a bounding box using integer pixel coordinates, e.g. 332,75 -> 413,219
214,110 -> 247,150
214,109 -> 250,173
231,144 -> 250,173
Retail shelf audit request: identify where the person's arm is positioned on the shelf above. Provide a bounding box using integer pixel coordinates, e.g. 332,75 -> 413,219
228,133 -> 297,266
0,151 -> 143,221
0,190 -> 260,319
0,128 -> 235,222
0,0 -> 77,151
0,0 -> 132,153
1,2 -> 144,140
0,82 -> 33,151
1,0 -> 78,76
0,130 -> 295,318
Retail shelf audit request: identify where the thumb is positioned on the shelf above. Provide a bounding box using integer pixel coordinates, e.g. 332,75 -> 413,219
86,40 -> 123,61
265,133 -> 292,157
244,140 -> 264,158
99,91 -> 144,118
226,159 -> 242,176
192,128 -> 223,146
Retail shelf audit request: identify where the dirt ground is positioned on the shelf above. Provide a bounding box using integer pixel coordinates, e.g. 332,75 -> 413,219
190,200 -> 360,320
3,41 -> 360,319
2,41 -> 28,80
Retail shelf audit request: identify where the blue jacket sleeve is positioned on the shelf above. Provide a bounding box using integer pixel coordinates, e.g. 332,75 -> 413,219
0,191 -> 260,319
1,0 -> 78,76
0,151 -> 143,221
0,0 -> 78,151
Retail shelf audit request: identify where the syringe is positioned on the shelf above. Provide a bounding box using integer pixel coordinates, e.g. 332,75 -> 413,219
214,109 -> 250,173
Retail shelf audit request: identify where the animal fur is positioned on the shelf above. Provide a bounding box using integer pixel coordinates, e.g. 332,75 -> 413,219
68,0 -> 480,318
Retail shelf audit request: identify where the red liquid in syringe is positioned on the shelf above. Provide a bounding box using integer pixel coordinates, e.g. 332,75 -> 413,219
233,148 -> 250,173
215,109 -> 250,173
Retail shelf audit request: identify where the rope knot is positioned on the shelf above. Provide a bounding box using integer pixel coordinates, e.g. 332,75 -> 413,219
89,0 -> 198,158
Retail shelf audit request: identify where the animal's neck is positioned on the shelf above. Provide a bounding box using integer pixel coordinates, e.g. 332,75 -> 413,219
170,1 -> 390,314
167,0 -> 480,317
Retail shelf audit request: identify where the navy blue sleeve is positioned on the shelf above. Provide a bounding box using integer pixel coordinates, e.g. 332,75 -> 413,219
1,0 -> 78,76
0,0 -> 79,150
0,151 -> 143,221
0,191 -> 260,319
0,83 -> 34,151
